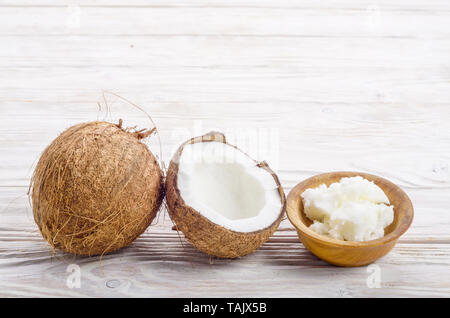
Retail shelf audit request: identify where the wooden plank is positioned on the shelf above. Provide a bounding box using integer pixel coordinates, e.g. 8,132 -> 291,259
1,210 -> 449,297
3,36 -> 449,69
1,5 -> 450,38
1,34 -> 449,105
1,0 -> 450,10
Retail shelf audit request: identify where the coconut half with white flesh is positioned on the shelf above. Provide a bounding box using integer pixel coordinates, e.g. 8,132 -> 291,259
166,132 -> 286,258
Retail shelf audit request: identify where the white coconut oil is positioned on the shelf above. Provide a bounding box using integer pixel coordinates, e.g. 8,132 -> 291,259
301,176 -> 394,242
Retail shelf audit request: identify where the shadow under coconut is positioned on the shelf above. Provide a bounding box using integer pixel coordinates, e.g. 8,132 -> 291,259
132,237 -> 240,267
37,230 -> 329,269
130,232 -> 325,269
42,247 -> 126,266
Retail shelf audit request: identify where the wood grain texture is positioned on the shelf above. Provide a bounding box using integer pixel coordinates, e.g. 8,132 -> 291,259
0,0 -> 450,297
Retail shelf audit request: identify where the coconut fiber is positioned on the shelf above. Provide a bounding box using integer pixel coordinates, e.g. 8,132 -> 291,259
31,121 -> 164,256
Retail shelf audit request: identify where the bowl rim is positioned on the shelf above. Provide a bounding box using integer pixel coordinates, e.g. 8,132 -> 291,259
286,171 -> 414,248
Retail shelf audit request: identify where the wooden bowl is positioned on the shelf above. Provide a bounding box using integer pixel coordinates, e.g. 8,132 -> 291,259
287,172 -> 414,267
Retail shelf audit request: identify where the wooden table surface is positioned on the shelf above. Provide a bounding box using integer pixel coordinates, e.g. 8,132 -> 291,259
1,0 -> 449,298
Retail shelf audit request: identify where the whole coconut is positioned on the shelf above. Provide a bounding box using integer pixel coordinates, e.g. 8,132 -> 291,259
31,121 -> 164,256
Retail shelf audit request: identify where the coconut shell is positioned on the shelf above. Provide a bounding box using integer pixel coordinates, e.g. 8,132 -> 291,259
166,132 -> 286,258
31,121 -> 164,256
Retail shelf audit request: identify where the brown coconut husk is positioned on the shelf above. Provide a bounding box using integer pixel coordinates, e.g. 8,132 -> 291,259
165,131 -> 286,259
31,121 -> 164,256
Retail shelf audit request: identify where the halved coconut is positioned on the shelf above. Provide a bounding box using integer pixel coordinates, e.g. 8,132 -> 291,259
166,132 -> 286,258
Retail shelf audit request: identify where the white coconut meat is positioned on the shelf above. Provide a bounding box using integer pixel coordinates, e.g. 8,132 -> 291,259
177,141 -> 283,233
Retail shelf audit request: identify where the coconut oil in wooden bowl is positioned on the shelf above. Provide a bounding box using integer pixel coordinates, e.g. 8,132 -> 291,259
287,171 -> 414,267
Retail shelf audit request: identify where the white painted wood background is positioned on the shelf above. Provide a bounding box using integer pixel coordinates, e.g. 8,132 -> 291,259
1,0 -> 450,298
